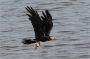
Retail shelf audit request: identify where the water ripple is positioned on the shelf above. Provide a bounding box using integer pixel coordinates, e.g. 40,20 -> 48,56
0,0 -> 90,59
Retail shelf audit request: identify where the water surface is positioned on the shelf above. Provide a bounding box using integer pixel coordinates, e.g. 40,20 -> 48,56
0,0 -> 90,59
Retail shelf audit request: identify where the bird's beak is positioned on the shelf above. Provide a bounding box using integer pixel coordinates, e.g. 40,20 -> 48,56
34,41 -> 40,49
49,36 -> 56,40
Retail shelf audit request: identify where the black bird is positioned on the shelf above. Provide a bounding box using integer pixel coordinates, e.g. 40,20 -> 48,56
22,6 -> 55,48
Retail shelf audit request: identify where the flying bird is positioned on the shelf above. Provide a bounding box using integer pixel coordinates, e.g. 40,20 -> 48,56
22,6 -> 55,48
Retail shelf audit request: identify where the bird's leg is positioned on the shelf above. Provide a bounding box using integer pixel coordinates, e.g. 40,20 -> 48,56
34,40 -> 40,48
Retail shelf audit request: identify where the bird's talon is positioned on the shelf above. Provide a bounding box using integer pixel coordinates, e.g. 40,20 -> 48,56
34,41 -> 40,48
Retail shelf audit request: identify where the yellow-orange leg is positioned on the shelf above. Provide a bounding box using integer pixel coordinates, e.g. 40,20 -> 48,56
34,41 -> 40,49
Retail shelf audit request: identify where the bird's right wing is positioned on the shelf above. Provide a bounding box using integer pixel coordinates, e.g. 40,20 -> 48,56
25,6 -> 44,39
41,10 -> 53,36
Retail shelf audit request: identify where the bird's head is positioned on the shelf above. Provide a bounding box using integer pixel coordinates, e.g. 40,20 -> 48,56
48,35 -> 55,40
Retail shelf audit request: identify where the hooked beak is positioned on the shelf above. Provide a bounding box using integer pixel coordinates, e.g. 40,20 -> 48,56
48,35 -> 55,40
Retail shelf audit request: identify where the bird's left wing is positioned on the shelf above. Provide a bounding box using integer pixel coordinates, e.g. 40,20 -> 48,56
25,6 -> 44,39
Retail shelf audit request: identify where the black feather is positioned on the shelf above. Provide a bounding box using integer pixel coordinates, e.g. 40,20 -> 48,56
25,6 -> 53,40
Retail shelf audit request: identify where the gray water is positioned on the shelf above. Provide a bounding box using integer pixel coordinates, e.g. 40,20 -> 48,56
0,0 -> 90,59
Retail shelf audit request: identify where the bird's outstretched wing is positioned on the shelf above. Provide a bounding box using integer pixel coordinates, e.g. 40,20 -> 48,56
25,6 -> 44,39
41,10 -> 53,36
